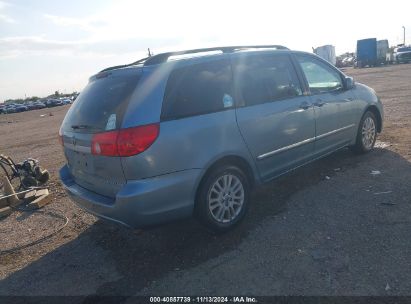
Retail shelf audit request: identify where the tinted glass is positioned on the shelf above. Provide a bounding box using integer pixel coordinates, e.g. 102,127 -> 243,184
62,73 -> 139,132
162,59 -> 234,120
297,55 -> 342,94
234,54 -> 303,106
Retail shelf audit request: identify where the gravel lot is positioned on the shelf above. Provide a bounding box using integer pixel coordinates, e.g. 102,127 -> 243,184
0,64 -> 410,297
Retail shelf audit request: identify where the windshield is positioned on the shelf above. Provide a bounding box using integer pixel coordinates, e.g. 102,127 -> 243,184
61,72 -> 140,132
397,47 -> 411,52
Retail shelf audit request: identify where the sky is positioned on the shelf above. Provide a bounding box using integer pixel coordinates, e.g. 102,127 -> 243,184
0,0 -> 410,101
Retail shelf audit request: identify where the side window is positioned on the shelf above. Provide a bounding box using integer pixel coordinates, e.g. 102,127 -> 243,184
234,54 -> 303,107
297,55 -> 343,94
162,59 -> 234,120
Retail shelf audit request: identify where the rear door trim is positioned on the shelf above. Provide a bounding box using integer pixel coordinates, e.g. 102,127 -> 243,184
257,137 -> 315,160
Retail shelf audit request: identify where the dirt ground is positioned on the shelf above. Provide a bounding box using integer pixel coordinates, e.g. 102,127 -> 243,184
0,64 -> 410,297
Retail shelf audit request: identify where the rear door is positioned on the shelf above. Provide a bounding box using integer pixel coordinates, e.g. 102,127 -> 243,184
60,68 -> 141,198
233,53 -> 316,181
294,53 -> 356,155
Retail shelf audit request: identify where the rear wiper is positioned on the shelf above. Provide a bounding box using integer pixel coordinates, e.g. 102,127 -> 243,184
71,124 -> 102,130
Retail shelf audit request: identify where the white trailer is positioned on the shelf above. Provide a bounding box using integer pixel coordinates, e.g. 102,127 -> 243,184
313,45 -> 336,65
377,40 -> 389,64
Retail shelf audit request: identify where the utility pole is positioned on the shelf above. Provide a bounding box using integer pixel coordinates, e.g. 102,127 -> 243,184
403,26 -> 406,45
148,48 -> 152,57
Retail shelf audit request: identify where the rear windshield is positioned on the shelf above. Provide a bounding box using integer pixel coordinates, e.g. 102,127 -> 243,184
398,47 -> 411,52
61,72 -> 140,132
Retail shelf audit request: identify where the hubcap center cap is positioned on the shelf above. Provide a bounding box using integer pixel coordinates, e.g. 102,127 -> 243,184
222,194 -> 231,205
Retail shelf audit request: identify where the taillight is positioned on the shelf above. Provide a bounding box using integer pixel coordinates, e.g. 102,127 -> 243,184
91,123 -> 159,157
91,130 -> 118,156
117,124 -> 159,156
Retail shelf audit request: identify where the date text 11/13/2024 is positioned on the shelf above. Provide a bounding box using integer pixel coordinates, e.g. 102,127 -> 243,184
149,296 -> 257,303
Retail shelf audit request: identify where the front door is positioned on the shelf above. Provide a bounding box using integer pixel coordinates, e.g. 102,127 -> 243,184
294,54 -> 356,155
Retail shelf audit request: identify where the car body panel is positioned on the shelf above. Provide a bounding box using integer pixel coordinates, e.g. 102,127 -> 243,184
62,130 -> 126,198
121,109 -> 257,181
60,68 -> 144,198
59,48 -> 384,228
308,90 -> 357,155
351,82 -> 384,130
60,164 -> 201,227
291,52 -> 376,154
235,96 -> 316,181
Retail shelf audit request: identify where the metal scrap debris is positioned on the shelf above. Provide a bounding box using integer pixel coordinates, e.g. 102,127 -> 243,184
375,141 -> 391,149
0,154 -> 51,216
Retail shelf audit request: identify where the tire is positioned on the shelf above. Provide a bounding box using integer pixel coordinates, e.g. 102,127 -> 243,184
195,165 -> 250,233
351,111 -> 377,154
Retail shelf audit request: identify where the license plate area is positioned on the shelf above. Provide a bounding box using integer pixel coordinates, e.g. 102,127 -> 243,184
69,151 -> 94,175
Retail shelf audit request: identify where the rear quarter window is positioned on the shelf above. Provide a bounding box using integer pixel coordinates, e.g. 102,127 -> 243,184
161,59 -> 234,120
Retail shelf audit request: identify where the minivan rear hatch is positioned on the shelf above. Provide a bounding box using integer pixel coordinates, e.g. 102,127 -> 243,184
60,68 -> 141,198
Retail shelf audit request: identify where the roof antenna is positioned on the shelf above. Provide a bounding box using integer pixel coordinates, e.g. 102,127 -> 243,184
148,48 -> 152,57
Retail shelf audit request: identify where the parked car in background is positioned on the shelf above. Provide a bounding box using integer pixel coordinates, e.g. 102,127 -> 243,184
2,99 -> 61,114
33,101 -> 46,109
45,99 -> 63,107
61,98 -> 72,105
4,104 -> 18,113
26,102 -> 37,110
26,103 -> 35,110
14,104 -> 28,112
26,101 -> 46,110
59,45 -> 384,232
394,46 -> 411,63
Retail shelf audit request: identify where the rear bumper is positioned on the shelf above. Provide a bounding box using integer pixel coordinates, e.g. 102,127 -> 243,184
60,165 -> 202,228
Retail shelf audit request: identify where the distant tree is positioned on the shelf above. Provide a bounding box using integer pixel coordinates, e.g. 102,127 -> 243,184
28,96 -> 39,102
55,90 -> 60,97
9,99 -> 24,104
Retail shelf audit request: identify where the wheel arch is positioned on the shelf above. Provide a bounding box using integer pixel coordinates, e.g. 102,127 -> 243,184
364,105 -> 382,133
194,155 -> 256,204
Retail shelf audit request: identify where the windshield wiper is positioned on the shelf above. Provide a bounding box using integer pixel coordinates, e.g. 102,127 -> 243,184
71,124 -> 102,131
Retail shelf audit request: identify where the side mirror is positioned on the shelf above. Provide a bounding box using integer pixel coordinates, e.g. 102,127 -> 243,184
344,76 -> 355,90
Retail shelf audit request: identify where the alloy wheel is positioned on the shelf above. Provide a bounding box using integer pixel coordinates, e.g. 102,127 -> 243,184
361,116 -> 376,150
208,174 -> 245,223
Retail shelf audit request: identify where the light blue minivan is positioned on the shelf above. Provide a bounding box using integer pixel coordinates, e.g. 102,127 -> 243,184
60,45 -> 383,232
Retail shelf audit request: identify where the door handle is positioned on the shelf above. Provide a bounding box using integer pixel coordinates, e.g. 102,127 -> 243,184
299,101 -> 311,110
314,100 -> 326,107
